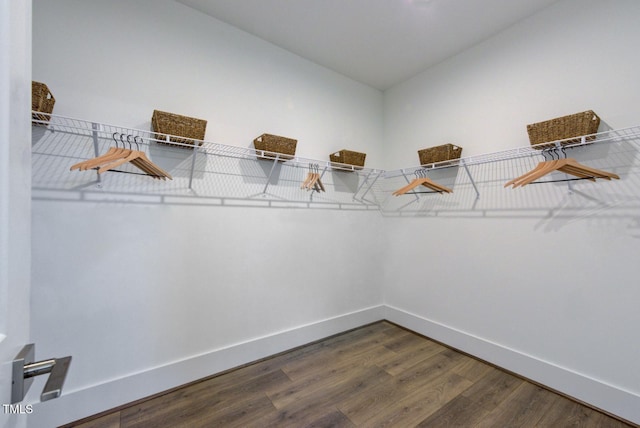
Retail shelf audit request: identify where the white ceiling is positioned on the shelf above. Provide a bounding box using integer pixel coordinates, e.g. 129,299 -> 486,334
176,0 -> 560,90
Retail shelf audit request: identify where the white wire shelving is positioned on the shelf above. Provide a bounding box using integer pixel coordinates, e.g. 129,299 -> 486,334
384,124 -> 640,177
31,112 -> 640,215
31,113 -> 385,210
380,124 -> 640,216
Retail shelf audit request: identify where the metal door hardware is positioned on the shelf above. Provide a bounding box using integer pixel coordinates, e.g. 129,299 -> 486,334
11,344 -> 72,404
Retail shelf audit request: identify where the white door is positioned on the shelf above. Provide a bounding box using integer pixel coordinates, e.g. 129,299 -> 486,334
1,0 -> 32,427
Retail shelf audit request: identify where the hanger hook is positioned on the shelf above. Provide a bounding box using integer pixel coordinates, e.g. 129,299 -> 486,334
133,135 -> 141,151
545,147 -> 556,161
112,132 -> 120,148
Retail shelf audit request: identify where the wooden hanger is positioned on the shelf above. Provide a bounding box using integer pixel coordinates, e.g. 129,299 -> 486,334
70,134 -> 172,180
505,151 -> 619,188
97,149 -> 169,179
70,146 -> 130,171
301,168 -> 314,189
101,136 -> 172,179
70,132 -> 131,172
130,151 -> 172,179
301,164 -> 325,192
393,169 -> 453,196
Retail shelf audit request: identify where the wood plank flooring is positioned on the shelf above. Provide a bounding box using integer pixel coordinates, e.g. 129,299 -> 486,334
64,322 -> 636,428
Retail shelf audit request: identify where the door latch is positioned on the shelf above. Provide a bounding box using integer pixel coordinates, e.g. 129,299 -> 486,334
11,344 -> 72,404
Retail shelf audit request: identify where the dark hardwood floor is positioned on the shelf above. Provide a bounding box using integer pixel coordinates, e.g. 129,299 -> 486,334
65,321 -> 636,427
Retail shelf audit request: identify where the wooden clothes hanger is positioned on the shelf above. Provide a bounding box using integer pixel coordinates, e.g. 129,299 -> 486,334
301,167 -> 314,190
301,164 -> 325,192
505,149 -> 619,188
392,169 -> 453,196
70,146 -> 130,171
97,149 -> 169,179
70,133 -> 133,172
70,134 -> 172,180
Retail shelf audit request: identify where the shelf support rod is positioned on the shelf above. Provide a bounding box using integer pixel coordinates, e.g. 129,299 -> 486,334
91,122 -> 102,185
319,165 -> 328,182
188,147 -> 199,190
262,154 -> 280,194
461,159 -> 479,199
352,170 -> 374,201
352,171 -> 373,201
358,170 -> 383,202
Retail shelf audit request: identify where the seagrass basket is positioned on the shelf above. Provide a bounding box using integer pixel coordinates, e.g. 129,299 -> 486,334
152,110 -> 207,148
330,150 -> 366,169
32,81 -> 56,124
253,133 -> 297,161
527,110 -> 600,149
418,144 -> 462,166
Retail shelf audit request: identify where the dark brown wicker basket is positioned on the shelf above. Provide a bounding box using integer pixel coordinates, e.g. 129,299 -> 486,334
418,144 -> 463,166
32,81 -> 55,124
330,150 -> 366,169
527,110 -> 600,149
253,133 -> 297,161
152,110 -> 207,148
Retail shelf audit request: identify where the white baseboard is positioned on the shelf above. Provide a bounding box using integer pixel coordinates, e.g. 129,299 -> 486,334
27,305 -> 385,428
383,305 -> 640,426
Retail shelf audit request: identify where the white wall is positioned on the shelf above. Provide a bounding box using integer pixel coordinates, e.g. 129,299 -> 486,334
383,0 -> 640,423
32,0 -> 383,167
383,0 -> 640,168
29,0 -> 640,426
29,0 -> 384,425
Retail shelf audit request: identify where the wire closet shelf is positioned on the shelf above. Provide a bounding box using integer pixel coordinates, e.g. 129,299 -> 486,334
379,124 -> 640,215
31,113 -> 385,209
383,124 -> 640,179
32,113 -> 640,212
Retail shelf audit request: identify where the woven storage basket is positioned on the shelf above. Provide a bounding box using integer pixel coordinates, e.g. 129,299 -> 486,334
330,150 -> 366,169
152,110 -> 207,148
418,144 -> 463,165
32,81 -> 56,124
527,110 -> 600,149
253,133 -> 297,161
